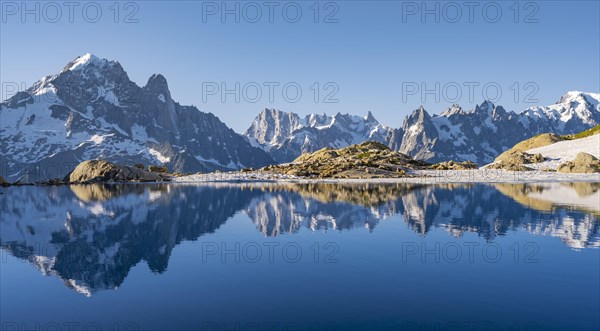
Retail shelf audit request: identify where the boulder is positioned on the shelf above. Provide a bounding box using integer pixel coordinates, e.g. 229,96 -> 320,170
487,163 -> 534,171
495,133 -> 563,162
487,150 -> 545,171
68,160 -> 166,183
495,150 -> 544,165
431,160 -> 478,170
557,153 -> 600,173
263,141 -> 428,178
148,165 -> 168,173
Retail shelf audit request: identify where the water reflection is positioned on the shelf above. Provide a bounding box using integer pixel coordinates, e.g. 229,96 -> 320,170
0,182 -> 598,295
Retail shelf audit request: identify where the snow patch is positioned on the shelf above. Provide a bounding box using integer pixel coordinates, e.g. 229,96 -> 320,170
526,134 -> 600,170
149,148 -> 171,163
67,53 -> 105,71
89,135 -> 106,144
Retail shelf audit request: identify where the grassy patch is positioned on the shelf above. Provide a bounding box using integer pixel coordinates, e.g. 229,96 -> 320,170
562,125 -> 600,140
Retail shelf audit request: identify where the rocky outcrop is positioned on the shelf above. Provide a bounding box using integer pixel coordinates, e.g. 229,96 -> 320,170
245,109 -> 394,163
399,106 -> 438,161
148,165 -> 168,173
486,150 -> 545,171
486,162 -> 535,172
557,153 -> 600,173
495,133 -> 563,162
482,133 -> 558,171
262,141 -> 429,178
430,160 -> 478,170
496,150 -> 544,164
67,160 -> 167,183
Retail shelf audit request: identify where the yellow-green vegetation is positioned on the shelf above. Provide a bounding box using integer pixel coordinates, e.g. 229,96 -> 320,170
262,141 -> 429,179
557,152 -> 600,173
562,125 -> 600,140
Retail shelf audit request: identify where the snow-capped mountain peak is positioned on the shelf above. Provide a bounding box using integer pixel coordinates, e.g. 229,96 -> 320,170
520,91 -> 600,133
63,53 -> 111,72
1,54 -> 274,181
557,91 -> 599,108
440,104 -> 463,117
470,100 -> 495,115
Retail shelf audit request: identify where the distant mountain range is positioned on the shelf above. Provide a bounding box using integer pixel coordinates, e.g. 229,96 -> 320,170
2,54 -> 599,181
245,92 -> 600,164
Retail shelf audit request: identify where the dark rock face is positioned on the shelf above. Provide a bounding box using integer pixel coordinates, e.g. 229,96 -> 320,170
0,54 -> 274,182
399,106 -> 439,161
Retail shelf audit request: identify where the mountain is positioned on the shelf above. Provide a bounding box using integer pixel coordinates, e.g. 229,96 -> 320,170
399,101 -> 530,164
399,92 -> 600,164
246,92 -> 600,165
0,53 -> 274,181
521,91 -> 600,133
244,108 -> 395,163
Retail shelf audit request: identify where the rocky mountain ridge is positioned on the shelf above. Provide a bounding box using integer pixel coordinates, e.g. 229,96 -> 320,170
245,92 -> 600,165
0,53 -> 274,182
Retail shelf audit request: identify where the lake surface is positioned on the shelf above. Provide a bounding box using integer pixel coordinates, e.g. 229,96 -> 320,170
1,182 -> 599,331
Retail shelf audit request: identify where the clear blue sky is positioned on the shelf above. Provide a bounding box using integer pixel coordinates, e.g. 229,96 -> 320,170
2,1 -> 599,132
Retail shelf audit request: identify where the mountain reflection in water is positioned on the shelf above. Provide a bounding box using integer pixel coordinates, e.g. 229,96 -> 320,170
0,182 -> 598,296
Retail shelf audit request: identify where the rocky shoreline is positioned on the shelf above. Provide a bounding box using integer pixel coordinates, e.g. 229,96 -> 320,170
1,136 -> 598,186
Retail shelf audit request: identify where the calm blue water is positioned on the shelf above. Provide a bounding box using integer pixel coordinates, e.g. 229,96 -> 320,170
1,183 -> 599,331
